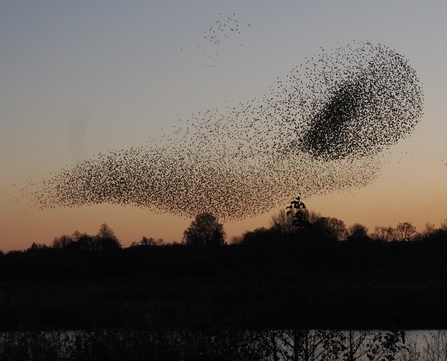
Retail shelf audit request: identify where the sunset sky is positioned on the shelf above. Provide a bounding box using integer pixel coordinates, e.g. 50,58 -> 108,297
1,0 -> 446,251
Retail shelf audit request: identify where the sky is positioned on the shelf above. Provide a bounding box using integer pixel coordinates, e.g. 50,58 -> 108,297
1,0 -> 446,251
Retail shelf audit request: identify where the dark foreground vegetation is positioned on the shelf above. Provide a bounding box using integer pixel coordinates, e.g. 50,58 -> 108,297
0,328 -> 412,361
1,202 -> 447,332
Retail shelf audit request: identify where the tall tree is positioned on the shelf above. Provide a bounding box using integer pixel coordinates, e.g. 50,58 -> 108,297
286,196 -> 311,232
183,213 -> 226,247
95,223 -> 122,251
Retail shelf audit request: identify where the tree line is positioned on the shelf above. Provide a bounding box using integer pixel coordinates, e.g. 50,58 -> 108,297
233,197 -> 447,246
1,198 -> 447,255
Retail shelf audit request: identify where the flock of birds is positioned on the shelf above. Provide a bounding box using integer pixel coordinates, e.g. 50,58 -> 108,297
28,40 -> 424,221
203,13 -> 244,46
188,12 -> 249,68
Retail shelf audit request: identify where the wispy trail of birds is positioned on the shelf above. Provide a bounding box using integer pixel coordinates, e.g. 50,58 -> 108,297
187,12 -> 249,68
203,12 -> 243,45
28,41 -> 423,221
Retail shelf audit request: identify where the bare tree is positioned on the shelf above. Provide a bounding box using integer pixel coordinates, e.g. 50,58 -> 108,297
139,237 -> 164,246
395,222 -> 417,242
52,234 -> 74,249
371,226 -> 396,242
271,208 -> 295,234
440,219 -> 447,232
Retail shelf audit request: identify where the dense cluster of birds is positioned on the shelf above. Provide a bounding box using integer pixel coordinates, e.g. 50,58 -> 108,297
29,41 -> 423,221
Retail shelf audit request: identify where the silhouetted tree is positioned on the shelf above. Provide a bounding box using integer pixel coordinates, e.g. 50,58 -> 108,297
239,227 -> 276,246
286,196 -> 311,231
433,219 -> 447,241
131,236 -> 164,247
70,232 -> 95,252
441,219 -> 447,232
94,223 -> 122,251
312,216 -> 347,243
371,226 -> 396,242
395,222 -> 417,242
284,196 -> 348,245
272,206 -> 335,244
52,234 -> 74,249
183,213 -> 226,247
229,235 -> 243,245
62,226 -> 121,252
419,223 -> 437,239
27,242 -> 48,252
285,197 -> 322,245
270,208 -> 295,234
346,223 -> 370,242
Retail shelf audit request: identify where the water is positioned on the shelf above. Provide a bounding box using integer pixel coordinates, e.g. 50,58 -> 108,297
1,329 -> 446,361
